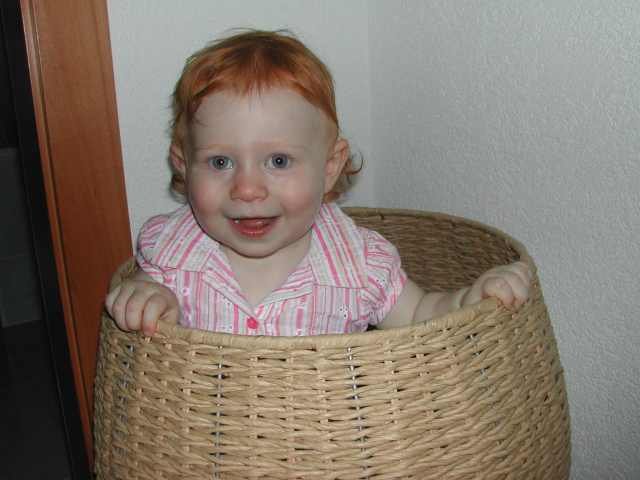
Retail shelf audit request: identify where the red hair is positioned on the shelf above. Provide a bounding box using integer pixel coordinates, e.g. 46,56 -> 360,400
170,29 -> 359,202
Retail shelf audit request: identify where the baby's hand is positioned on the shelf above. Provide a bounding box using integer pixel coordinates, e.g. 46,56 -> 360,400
463,261 -> 532,309
105,273 -> 179,336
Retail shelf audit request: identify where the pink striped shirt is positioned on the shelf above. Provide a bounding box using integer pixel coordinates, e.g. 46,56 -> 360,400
136,203 -> 407,336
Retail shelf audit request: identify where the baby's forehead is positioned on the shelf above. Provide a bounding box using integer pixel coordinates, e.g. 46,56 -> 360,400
192,88 -> 334,136
187,88 -> 336,149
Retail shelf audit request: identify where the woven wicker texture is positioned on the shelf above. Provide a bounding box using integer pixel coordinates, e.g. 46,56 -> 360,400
94,208 -> 570,479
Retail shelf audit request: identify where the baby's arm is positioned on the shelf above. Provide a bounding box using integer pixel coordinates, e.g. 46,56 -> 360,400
378,261 -> 532,329
105,269 -> 180,336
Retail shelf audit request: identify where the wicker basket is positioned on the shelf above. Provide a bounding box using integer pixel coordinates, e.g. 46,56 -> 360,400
94,207 -> 570,479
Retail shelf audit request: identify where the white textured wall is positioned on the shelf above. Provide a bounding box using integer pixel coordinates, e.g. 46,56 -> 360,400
109,1 -> 639,478
368,2 -> 639,479
107,0 -> 372,239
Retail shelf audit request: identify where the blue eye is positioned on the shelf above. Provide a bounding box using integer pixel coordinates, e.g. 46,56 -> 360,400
267,154 -> 290,169
208,156 -> 233,170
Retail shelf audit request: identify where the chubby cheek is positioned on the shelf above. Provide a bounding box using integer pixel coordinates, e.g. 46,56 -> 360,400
186,175 -> 225,216
279,177 -> 324,215
186,187 -> 229,241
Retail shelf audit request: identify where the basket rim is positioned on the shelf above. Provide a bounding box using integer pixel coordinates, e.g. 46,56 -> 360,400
113,206 -> 532,350
149,296 -> 503,349
343,206 -> 532,264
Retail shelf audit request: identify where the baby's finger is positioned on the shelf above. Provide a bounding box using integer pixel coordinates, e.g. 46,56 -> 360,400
123,290 -> 153,332
500,271 -> 529,308
104,285 -> 121,316
460,284 -> 481,306
140,294 -> 169,336
482,276 -> 515,307
161,303 -> 180,325
109,283 -> 138,330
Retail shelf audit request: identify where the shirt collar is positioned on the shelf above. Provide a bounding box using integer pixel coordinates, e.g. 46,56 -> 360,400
150,204 -> 221,272
307,203 -> 367,289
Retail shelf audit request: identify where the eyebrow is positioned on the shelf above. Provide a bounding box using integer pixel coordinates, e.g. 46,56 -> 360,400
193,143 -> 229,152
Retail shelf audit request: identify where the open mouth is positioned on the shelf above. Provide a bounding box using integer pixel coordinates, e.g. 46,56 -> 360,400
229,216 -> 278,237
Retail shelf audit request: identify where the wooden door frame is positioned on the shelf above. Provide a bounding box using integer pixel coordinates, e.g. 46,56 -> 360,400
19,0 -> 132,467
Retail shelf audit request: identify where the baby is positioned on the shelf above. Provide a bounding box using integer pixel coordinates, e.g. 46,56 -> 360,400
106,30 -> 531,336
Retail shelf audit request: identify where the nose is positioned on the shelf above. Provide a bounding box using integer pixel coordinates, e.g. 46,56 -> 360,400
230,167 -> 268,202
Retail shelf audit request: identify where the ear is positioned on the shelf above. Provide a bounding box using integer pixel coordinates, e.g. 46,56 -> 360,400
324,138 -> 350,194
170,143 -> 187,177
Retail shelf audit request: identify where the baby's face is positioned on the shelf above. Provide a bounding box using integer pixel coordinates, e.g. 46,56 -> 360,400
173,88 -> 344,260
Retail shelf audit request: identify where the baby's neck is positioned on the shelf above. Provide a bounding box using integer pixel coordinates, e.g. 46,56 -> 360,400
222,232 -> 312,308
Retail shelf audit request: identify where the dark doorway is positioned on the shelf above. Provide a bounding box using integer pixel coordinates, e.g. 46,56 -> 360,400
0,1 -> 90,478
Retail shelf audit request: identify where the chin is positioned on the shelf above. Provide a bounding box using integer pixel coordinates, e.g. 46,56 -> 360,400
225,243 -> 280,260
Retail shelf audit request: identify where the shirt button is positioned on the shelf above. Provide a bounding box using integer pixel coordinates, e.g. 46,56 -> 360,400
247,317 -> 259,330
